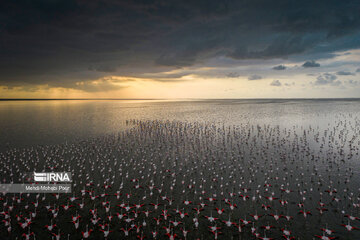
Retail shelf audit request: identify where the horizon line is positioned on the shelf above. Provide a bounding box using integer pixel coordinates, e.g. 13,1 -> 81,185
1,97 -> 360,101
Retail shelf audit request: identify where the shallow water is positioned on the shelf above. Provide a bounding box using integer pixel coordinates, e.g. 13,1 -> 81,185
0,99 -> 359,239
1,99 -> 360,149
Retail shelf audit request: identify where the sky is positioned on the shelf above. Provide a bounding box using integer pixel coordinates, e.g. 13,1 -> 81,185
0,0 -> 360,99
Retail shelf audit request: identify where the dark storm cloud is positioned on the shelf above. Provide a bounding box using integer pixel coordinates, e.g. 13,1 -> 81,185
88,65 -> 118,73
273,65 -> 286,70
1,0 -> 360,88
302,60 -> 321,68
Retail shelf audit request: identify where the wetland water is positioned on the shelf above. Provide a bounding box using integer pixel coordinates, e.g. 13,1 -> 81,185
0,99 -> 359,239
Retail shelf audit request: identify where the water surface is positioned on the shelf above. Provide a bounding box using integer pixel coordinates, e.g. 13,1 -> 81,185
1,99 -> 359,150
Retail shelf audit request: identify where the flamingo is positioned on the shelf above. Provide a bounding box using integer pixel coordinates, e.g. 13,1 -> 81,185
81,225 -> 93,239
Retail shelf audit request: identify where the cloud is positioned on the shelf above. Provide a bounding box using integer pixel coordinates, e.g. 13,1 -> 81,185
147,78 -> 189,83
71,77 -> 132,92
314,73 -> 341,86
270,80 -> 282,86
356,68 -> 360,72
88,65 -> 118,73
248,74 -> 262,80
226,72 -> 240,78
347,80 -> 359,86
1,0 -> 360,89
272,65 -> 286,70
336,71 -> 355,76
302,60 -> 321,68
139,72 -> 191,82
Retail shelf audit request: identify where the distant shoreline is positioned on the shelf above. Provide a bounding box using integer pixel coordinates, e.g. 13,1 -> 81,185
1,98 -> 360,101
0,98 -> 162,101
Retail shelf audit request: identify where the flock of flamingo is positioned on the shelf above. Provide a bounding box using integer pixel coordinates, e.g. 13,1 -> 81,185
0,117 -> 359,239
